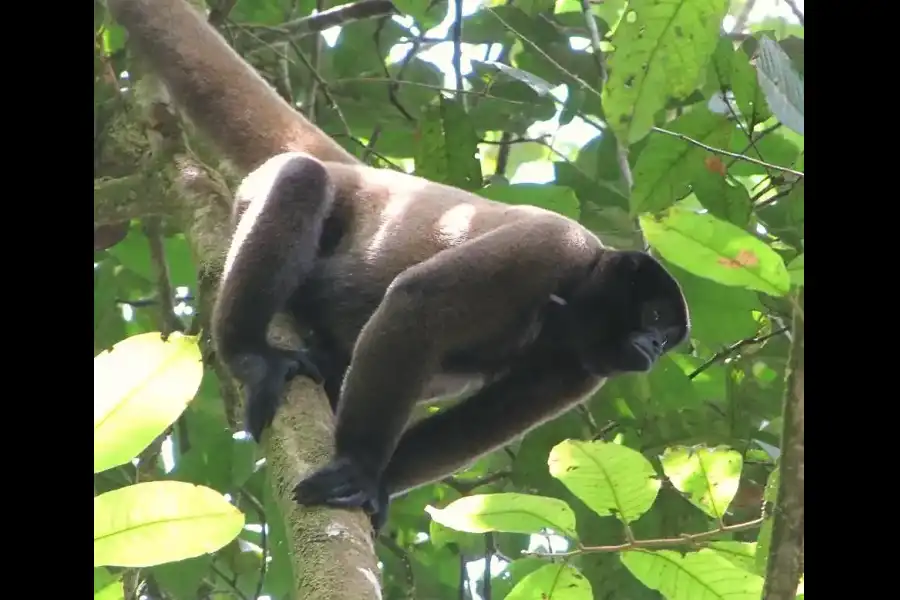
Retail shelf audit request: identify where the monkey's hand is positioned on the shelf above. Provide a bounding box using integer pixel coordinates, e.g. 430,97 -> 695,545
240,346 -> 325,442
293,456 -> 390,534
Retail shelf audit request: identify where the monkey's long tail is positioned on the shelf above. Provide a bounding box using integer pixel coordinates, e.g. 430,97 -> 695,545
106,0 -> 361,171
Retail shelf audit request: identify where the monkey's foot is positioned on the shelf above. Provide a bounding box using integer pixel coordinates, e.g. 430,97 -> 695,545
293,457 -> 390,534
283,347 -> 325,385
244,347 -> 324,442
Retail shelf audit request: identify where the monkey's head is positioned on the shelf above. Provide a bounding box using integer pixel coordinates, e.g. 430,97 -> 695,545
565,250 -> 690,375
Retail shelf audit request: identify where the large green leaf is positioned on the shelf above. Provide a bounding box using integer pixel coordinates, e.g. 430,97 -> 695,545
666,262 -> 762,347
640,207 -> 790,296
605,0 -> 730,144
622,548 -> 764,599
94,332 -> 203,474
709,37 -> 772,125
631,109 -> 733,214
548,440 -> 660,524
506,563 -> 593,600
425,493 -> 578,538
94,481 -> 245,567
414,96 -> 483,191
660,446 -> 743,519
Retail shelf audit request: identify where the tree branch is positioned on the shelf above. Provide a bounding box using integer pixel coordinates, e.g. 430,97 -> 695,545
99,59 -> 382,600
763,288 -> 804,599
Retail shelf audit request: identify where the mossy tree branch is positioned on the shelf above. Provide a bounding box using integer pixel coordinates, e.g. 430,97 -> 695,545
93,64 -> 381,600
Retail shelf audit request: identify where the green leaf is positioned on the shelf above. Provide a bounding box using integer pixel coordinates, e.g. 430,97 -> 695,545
787,253 -> 804,286
622,548 -> 764,599
162,235 -> 199,291
754,36 -> 804,136
573,132 -> 631,208
604,0 -> 731,144
727,130 -> 800,177
647,355 -> 699,410
667,262 -> 763,347
94,567 -> 122,600
631,108 -> 733,214
505,563 -> 592,600
478,183 -> 580,220
94,577 -> 124,600
425,493 -> 577,538
489,558 -> 545,599
548,440 -> 660,524
668,354 -> 727,402
708,541 -> 760,575
660,446 -> 743,518
441,96 -> 483,190
691,168 -> 752,227
149,555 -> 212,600
414,97 -> 484,191
393,0 -> 447,31
709,38 -> 772,125
94,332 -> 203,474
94,259 -> 127,354
94,481 -> 245,567
640,206 -> 791,296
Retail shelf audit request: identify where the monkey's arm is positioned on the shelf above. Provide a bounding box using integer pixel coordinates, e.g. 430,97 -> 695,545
384,355 -> 603,496
213,154 -> 333,439
107,0 -> 361,170
293,216 -> 596,523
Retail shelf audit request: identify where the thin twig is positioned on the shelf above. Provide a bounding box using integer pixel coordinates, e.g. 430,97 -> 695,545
579,0 -> 607,84
651,126 -> 805,178
241,491 -> 269,600
451,0 -> 465,104
688,326 -> 789,380
526,517 -> 764,557
142,218 -> 184,336
380,535 -> 415,598
444,470 -> 512,495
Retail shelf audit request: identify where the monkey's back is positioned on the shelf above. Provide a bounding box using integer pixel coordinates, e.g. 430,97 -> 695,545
292,162 -> 596,357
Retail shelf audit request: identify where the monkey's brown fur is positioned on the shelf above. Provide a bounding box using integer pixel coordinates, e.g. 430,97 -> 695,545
107,0 -> 691,531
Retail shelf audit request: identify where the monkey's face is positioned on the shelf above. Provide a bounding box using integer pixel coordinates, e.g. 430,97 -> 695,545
568,251 -> 690,376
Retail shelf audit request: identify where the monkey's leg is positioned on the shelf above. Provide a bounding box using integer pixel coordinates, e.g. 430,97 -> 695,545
384,355 -> 602,498
213,153 -> 333,441
292,216 -> 592,527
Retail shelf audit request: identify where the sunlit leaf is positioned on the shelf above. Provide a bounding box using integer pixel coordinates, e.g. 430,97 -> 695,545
94,332 -> 203,473
708,541 -> 760,575
605,0 -> 730,144
425,493 -> 577,538
94,481 -> 245,567
549,440 -> 660,523
622,548 -> 764,599
640,207 -> 790,296
667,262 -> 763,347
660,446 -> 743,518
94,578 -> 124,600
787,253 -> 804,286
506,563 -> 592,600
